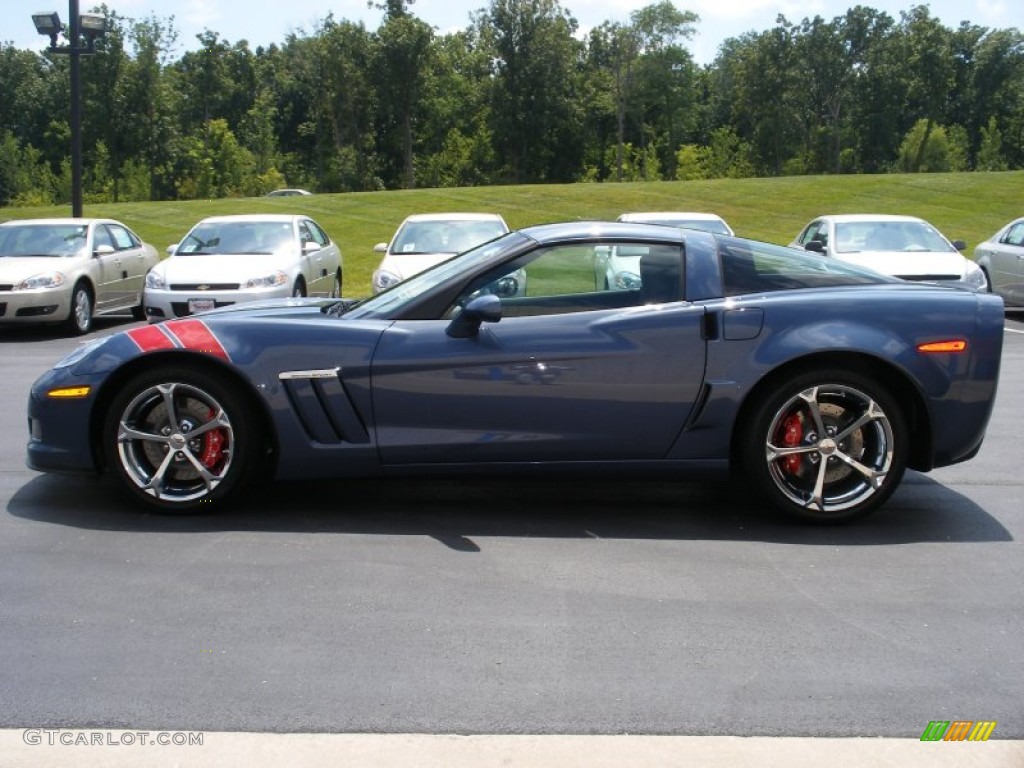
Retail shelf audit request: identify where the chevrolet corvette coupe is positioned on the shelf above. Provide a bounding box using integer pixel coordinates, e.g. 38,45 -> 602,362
27,222 -> 1004,523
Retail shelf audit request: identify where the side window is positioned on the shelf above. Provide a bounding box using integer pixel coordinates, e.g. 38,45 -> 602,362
799,221 -> 826,246
298,222 -> 313,244
93,225 -> 116,251
107,224 -> 138,251
1002,223 -> 1024,247
450,242 -> 683,318
306,220 -> 329,246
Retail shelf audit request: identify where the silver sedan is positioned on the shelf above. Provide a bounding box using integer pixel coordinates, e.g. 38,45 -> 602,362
975,217 -> 1024,308
0,218 -> 159,335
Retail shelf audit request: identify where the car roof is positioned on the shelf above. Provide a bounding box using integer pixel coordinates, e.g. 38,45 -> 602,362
815,214 -> 927,224
400,213 -> 506,223
0,218 -> 110,226
194,214 -> 303,224
519,220 -> 689,245
617,211 -> 726,222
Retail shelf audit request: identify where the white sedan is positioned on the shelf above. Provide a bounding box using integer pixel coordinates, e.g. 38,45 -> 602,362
0,218 -> 159,335
789,214 -> 987,292
974,217 -> 1024,308
144,214 -> 342,323
372,213 -> 509,293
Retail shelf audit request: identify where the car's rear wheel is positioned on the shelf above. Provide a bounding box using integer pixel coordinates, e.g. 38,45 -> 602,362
292,279 -> 306,298
102,366 -> 263,512
742,369 -> 907,523
330,270 -> 342,298
65,282 -> 93,335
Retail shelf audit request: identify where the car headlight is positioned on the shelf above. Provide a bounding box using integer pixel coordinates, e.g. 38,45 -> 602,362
52,337 -> 108,369
962,260 -> 988,291
14,271 -> 65,291
613,271 -> 641,290
145,271 -> 166,289
244,271 -> 288,289
373,270 -> 402,292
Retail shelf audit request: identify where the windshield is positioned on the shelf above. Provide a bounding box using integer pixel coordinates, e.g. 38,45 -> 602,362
390,219 -> 508,255
0,224 -> 88,257
347,232 -> 529,318
834,221 -> 955,254
176,221 -> 294,255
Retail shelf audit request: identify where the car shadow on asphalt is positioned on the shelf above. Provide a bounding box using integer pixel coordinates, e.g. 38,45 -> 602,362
6,470 -> 1012,548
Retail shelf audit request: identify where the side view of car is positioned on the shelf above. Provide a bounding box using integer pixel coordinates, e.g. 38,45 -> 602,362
974,217 -> 1024,308
0,218 -> 159,335
789,214 -> 988,292
28,222 -> 1004,525
143,214 -> 342,322
372,212 -> 509,293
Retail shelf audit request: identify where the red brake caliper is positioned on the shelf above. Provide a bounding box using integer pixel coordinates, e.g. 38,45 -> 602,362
199,408 -> 226,469
780,412 -> 803,474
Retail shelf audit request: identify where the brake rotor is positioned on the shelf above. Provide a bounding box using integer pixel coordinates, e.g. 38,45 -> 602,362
819,402 -> 864,483
139,396 -> 224,479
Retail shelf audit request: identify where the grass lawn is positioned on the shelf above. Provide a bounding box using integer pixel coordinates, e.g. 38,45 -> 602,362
3,171 -> 1022,298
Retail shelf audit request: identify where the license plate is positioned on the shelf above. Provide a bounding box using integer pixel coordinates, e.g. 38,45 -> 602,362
188,298 -> 216,314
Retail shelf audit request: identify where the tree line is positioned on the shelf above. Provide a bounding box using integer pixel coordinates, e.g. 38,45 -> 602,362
1,0 -> 1022,207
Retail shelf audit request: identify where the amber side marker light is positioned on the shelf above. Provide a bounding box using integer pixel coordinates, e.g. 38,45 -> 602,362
47,386 -> 92,399
917,340 -> 968,353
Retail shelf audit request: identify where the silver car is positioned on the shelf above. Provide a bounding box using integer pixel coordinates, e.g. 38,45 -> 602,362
0,218 -> 159,335
975,217 -> 1024,308
144,214 -> 343,323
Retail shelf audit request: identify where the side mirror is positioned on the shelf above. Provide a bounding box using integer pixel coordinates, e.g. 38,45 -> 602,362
446,294 -> 502,339
804,240 -> 825,253
303,241 -> 321,253
166,244 -> 178,255
951,239 -> 966,251
373,242 -> 388,253
93,244 -> 115,257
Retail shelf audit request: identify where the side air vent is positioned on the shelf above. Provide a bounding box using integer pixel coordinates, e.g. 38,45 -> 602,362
279,369 -> 370,444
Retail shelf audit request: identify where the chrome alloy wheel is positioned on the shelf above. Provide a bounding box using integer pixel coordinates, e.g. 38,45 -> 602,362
114,381 -> 234,503
764,384 -> 895,514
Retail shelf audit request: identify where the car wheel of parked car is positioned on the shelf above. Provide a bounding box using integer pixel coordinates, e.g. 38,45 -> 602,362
292,280 -> 306,298
103,366 -> 264,512
331,271 -> 342,298
742,369 -> 907,523
65,282 -> 93,335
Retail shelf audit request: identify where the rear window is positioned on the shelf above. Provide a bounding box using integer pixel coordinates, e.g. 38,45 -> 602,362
719,237 -> 891,296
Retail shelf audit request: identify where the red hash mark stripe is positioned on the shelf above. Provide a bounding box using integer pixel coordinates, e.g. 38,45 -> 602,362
126,324 -> 177,353
163,319 -> 231,361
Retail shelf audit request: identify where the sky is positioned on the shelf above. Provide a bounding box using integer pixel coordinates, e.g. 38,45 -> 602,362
3,0 -> 1021,66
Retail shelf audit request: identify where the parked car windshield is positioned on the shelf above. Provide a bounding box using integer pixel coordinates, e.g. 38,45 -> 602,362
0,224 -> 88,257
391,220 -> 508,255
177,221 -> 294,255
349,232 -> 529,317
834,221 -> 956,254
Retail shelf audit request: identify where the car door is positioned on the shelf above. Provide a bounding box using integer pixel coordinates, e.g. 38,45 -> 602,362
106,223 -> 149,307
298,219 -> 327,293
91,223 -> 130,309
988,222 -> 1024,303
370,241 -> 708,465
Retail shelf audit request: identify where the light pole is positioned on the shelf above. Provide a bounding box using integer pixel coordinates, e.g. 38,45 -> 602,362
32,2 -> 107,218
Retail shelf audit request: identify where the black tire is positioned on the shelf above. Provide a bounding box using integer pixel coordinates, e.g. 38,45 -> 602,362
131,301 -> 147,321
292,279 -> 306,298
330,270 -> 343,298
102,366 -> 264,512
65,282 -> 93,335
741,369 -> 907,524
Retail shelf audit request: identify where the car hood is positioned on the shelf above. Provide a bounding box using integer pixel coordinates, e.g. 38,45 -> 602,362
378,253 -> 454,281
0,255 -> 80,279
155,253 -> 296,282
835,251 -> 967,278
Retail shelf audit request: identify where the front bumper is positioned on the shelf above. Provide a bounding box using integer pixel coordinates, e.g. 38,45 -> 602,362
144,285 -> 293,322
0,287 -> 72,325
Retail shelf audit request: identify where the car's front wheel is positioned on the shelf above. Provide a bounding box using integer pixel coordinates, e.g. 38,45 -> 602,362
102,366 -> 264,512
65,282 -> 93,335
742,369 -> 907,523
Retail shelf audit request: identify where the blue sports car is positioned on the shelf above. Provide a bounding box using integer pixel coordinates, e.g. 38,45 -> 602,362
27,222 -> 1004,523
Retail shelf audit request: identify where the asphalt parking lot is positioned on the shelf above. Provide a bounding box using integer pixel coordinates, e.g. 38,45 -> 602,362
1,314 -> 1022,751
